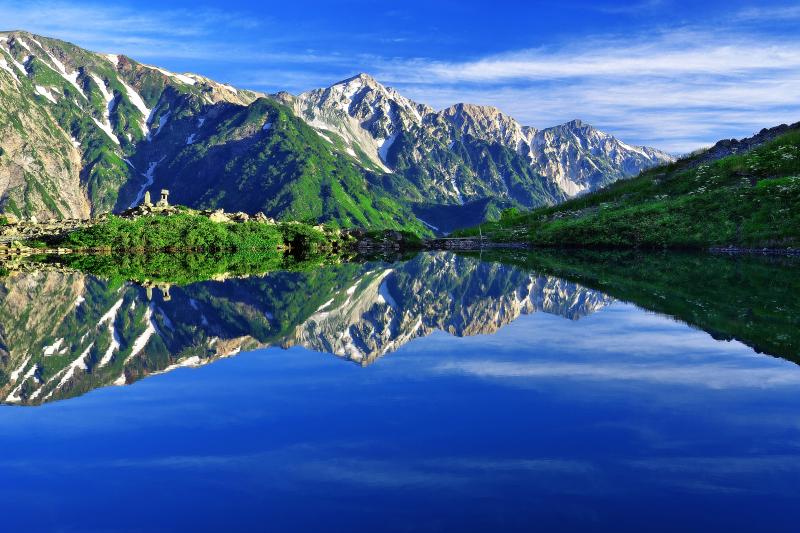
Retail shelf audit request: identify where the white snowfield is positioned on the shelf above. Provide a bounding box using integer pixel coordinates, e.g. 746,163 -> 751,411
129,157 -> 165,208
144,64 -> 196,86
113,303 -> 160,386
89,73 -> 120,146
41,342 -> 94,402
24,38 -> 87,100
98,297 -> 125,367
34,84 -> 57,104
5,364 -> 40,403
119,78 -> 152,137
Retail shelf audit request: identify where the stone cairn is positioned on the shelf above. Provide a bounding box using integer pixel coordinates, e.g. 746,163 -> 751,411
0,188 -> 285,252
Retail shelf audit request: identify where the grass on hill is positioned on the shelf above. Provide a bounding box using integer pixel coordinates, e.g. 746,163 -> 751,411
456,128 -> 800,249
47,212 -> 352,253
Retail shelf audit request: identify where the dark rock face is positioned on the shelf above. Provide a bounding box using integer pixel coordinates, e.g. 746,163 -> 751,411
689,122 -> 800,167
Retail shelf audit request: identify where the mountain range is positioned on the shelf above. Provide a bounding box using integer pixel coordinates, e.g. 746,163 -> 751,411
0,31 -> 673,231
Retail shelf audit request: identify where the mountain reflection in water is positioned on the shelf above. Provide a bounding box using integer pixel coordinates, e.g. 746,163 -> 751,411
0,250 -> 796,406
0,252 -> 610,405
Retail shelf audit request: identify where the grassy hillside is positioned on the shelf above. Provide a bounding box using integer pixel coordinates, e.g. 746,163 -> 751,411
122,97 -> 430,234
456,126 -> 800,249
46,211 -> 350,253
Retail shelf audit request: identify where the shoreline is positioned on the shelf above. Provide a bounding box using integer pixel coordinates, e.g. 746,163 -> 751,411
421,239 -> 800,257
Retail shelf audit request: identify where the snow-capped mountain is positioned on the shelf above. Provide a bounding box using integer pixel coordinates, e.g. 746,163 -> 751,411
284,74 -> 674,200
0,31 -> 673,229
444,106 -> 673,196
292,253 -> 612,365
277,73 -> 432,172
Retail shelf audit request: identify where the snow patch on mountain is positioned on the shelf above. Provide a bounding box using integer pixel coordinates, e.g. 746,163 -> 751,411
42,48 -> 86,99
41,342 -> 94,402
154,110 -> 171,136
129,158 -> 164,208
378,132 -> 398,164
43,338 -> 64,356
5,364 -> 40,403
9,356 -> 32,383
112,303 -> 159,386
89,73 -> 122,146
34,84 -> 57,104
16,38 -> 32,52
103,53 -> 119,67
1,48 -> 28,75
0,56 -> 19,83
144,64 -> 196,86
119,78 -> 152,137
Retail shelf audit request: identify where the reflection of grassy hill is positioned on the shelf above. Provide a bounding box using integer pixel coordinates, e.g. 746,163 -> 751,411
457,127 -> 800,249
469,249 -> 800,364
33,249 -> 353,286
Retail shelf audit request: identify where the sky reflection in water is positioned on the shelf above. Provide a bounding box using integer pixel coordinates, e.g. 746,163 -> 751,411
0,287 -> 798,531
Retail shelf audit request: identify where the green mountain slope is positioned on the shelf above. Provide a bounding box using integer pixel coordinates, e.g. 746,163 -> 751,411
121,98 -> 426,231
0,31 -> 260,219
468,249 -> 800,363
458,123 -> 800,249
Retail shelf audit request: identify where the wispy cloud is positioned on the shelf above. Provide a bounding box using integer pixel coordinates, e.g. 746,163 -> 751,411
434,358 -> 800,389
1,1 -> 798,152
370,27 -> 800,152
382,32 -> 800,83
734,4 -> 800,21
0,1 -> 260,47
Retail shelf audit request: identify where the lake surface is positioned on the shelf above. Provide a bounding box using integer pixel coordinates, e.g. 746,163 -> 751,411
0,251 -> 798,531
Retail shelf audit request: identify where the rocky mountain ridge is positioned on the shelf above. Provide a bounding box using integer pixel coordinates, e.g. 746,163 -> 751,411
285,73 -> 674,200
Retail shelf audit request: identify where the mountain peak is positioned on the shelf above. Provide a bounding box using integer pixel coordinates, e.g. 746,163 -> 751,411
337,72 -> 382,87
564,119 -> 586,129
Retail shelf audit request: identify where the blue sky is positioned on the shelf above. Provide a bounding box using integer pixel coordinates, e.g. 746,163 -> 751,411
1,0 -> 799,152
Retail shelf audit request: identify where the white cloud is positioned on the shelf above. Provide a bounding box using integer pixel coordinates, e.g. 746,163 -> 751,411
734,5 -> 800,21
433,358 -> 800,390
366,27 -> 800,152
2,1 -> 798,152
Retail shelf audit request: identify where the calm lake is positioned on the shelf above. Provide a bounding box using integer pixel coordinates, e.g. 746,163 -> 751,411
0,250 -> 798,531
